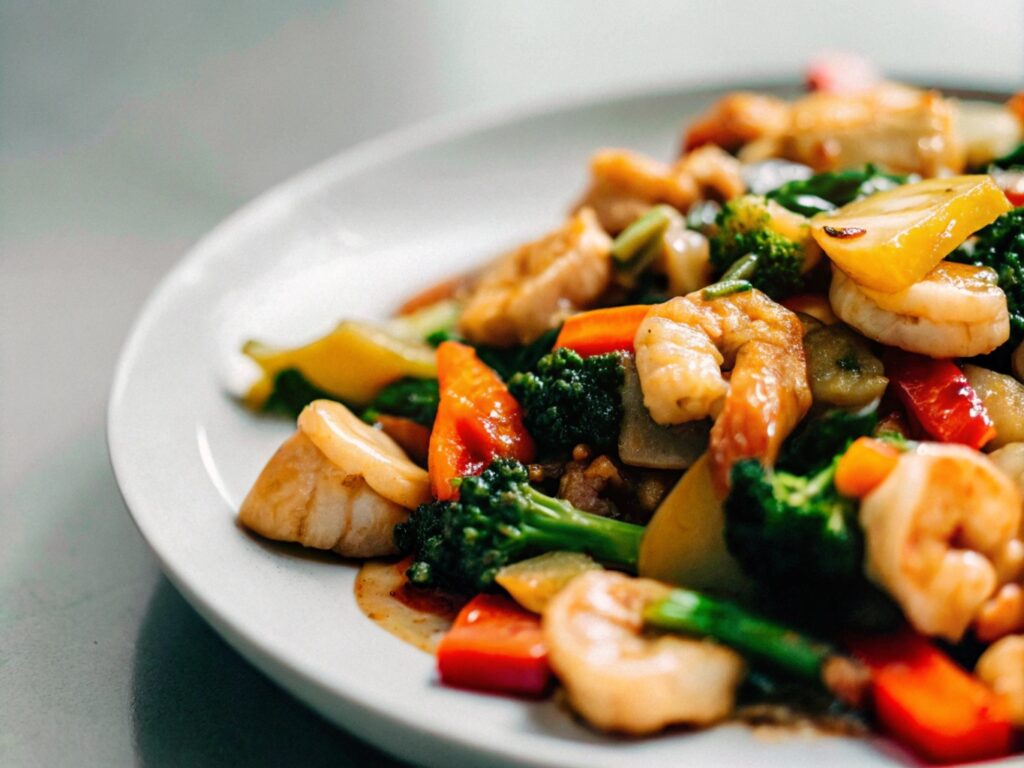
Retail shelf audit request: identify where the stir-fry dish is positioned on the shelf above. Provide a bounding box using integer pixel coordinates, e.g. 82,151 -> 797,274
236,64 -> 1024,763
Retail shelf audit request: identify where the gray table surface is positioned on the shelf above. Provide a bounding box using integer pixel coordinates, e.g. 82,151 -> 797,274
2,2 -> 1021,765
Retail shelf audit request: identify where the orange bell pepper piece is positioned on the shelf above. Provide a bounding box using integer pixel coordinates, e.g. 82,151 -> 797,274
834,437 -> 900,498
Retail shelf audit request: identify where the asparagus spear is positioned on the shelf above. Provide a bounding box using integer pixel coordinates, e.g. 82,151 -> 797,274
644,588 -> 870,706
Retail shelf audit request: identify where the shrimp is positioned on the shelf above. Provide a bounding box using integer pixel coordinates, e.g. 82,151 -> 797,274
238,399 -> 431,558
988,443 -> 1024,585
543,571 -> 744,734
859,443 -> 1023,641
634,289 -> 811,490
830,262 -> 1009,358
457,208 -> 612,347
978,443 -> 1024,641
574,146 -> 743,234
975,635 -> 1024,726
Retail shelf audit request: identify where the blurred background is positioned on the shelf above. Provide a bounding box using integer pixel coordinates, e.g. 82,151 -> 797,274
1,2 -> 1021,765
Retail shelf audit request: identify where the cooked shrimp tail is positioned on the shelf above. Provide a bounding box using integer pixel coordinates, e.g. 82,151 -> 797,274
634,289 -> 811,490
543,571 -> 744,734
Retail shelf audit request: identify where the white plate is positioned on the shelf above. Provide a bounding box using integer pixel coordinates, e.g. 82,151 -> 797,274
109,83 -> 1006,768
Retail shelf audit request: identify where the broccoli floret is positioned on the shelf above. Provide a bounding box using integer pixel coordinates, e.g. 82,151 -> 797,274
766,165 -> 907,217
262,368 -> 337,418
709,195 -> 807,298
394,458 -> 643,593
507,348 -> 624,456
361,377 -> 439,427
725,458 -> 863,592
725,409 -> 876,590
950,208 -> 1024,340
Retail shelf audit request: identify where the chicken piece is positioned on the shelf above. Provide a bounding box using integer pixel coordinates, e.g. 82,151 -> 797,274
674,145 -> 747,203
574,146 -> 743,234
779,85 -> 965,176
687,84 -> 965,177
238,400 -> 431,557
543,571 -> 744,734
458,208 -> 612,346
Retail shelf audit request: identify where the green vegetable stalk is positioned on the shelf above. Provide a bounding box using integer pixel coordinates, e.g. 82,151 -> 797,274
644,588 -> 868,704
610,205 -> 677,285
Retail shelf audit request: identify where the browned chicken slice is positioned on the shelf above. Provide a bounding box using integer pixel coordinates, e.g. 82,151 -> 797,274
684,84 -> 965,178
458,208 -> 612,346
775,85 -> 964,176
575,146 -> 744,234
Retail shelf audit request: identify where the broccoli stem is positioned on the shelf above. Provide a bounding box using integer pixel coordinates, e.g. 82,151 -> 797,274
611,205 -> 674,265
780,461 -> 837,505
644,588 -> 835,680
645,589 -> 871,706
518,486 -> 643,571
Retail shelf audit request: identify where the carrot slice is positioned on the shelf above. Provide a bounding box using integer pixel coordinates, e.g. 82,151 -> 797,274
554,305 -> 651,357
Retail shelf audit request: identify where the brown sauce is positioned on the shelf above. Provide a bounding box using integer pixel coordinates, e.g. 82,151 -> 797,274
354,558 -> 467,653
355,562 -> 862,740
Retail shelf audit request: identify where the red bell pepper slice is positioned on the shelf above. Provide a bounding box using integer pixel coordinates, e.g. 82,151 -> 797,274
436,594 -> 551,697
884,351 -> 996,450
848,631 -> 1015,764
553,305 -> 651,358
429,341 -> 534,500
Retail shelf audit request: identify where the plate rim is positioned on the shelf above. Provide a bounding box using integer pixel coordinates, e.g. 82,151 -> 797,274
107,77 -> 1017,768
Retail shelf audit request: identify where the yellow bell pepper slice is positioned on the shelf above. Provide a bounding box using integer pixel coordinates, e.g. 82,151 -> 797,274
495,552 -> 602,614
638,455 -> 753,596
243,321 -> 437,409
810,175 -> 1010,293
